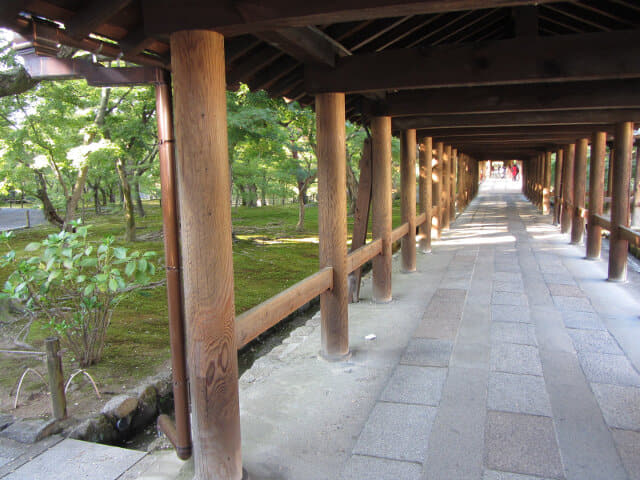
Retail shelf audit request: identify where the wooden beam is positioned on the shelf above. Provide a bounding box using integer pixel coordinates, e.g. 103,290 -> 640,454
0,1 -> 25,29
586,132 -> 606,259
256,26 -> 348,67
65,0 -> 134,40
393,109 -> 640,130
376,80 -> 640,117
119,27 -> 157,56
305,29 -> 640,93
142,0 -> 560,37
417,125 -> 614,138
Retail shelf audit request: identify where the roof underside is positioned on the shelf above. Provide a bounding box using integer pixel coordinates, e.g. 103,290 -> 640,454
2,0 -> 640,160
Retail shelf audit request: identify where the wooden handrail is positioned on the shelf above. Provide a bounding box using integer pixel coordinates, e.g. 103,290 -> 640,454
416,212 -> 427,226
347,238 -> 382,273
235,267 -> 334,349
619,225 -> 640,246
391,222 -> 410,243
591,214 -> 612,230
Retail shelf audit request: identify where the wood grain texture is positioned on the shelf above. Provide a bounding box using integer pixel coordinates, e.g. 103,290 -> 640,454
553,148 -> 564,225
587,132 -> 606,259
609,122 -> 633,281
561,143 -> 576,234
543,151 -> 552,215
400,129 -> 416,272
433,142 -> 443,240
347,238 -> 382,273
418,136 -> 432,252
571,139 -> 589,244
316,92 -> 349,358
371,116 -> 392,302
442,145 -> 451,230
170,30 -> 242,480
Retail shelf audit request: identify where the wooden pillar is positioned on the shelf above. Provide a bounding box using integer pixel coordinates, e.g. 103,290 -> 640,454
571,138 -> 589,244
632,142 -> 640,227
543,152 -> 552,214
608,122 -> 634,282
418,136 -> 432,253
372,116 -> 392,302
316,93 -> 349,359
45,337 -> 66,420
433,142 -> 443,239
561,144 -> 576,234
400,129 -> 417,272
442,145 -> 451,230
553,149 -> 563,225
587,132 -> 607,260
170,30 -> 242,479
451,148 -> 458,222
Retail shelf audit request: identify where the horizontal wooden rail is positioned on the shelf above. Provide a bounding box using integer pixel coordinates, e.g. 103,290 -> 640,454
591,214 -> 612,230
235,267 -> 334,349
619,225 -> 640,246
347,238 -> 382,274
391,222 -> 410,243
416,212 -> 427,226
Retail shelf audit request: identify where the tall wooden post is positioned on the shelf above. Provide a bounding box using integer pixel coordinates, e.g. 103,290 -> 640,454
433,142 -> 443,239
561,144 -> 575,234
542,152 -> 551,214
587,132 -> 606,260
571,138 -> 589,244
400,130 -> 417,272
632,142 -> 640,227
45,337 -> 66,420
609,122 -> 634,282
553,149 -> 563,225
170,30 -> 242,479
418,136 -> 432,253
316,93 -> 349,359
442,145 -> 451,230
451,148 -> 458,222
155,73 -> 192,460
372,116 -> 392,302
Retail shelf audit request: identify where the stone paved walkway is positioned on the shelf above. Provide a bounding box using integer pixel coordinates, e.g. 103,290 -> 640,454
342,178 -> 640,480
127,178 -> 640,480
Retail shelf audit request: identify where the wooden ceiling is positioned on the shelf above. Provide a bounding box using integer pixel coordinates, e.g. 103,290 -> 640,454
1,0 -> 639,159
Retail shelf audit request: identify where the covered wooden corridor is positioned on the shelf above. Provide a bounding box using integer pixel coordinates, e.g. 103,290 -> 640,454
2,1 -> 640,479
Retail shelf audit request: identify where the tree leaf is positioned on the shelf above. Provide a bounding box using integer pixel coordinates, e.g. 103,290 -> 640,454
24,242 -> 41,251
125,261 -> 136,276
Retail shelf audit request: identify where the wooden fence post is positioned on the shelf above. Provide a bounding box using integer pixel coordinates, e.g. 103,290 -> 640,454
372,116 -> 392,302
561,144 -> 575,234
45,337 -> 66,420
433,142 -> 443,239
442,145 -> 451,231
571,138 -> 589,244
400,129 -> 417,272
316,92 -> 349,359
418,136 -> 432,253
553,149 -> 563,225
170,30 -> 242,479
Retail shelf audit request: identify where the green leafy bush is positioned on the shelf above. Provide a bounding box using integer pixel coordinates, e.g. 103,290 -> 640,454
1,223 -> 156,367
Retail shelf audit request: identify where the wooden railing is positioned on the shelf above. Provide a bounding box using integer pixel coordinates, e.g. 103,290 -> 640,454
236,267 -> 333,348
391,222 -> 409,243
619,225 -> 640,246
590,213 -> 612,230
347,238 -> 382,273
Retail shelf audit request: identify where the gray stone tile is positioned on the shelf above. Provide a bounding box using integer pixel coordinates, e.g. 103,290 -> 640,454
423,367 -> 489,480
492,291 -> 529,306
491,322 -> 537,346
380,365 -> 446,406
484,470 -> 555,480
491,305 -> 532,324
487,372 -> 552,416
577,351 -> 640,387
342,455 -> 422,480
543,273 -> 577,285
484,411 -> 564,479
352,402 -> 437,463
493,272 -> 523,282
561,311 -> 605,331
450,342 -> 491,369
591,383 -> 640,430
568,329 -> 623,355
539,349 -> 627,480
611,429 -> 640,480
3,438 -> 145,480
552,295 -> 594,312
493,280 -> 525,293
495,263 -> 522,273
401,338 -> 453,367
538,263 -> 568,274
547,283 -> 585,297
491,343 -> 543,376
413,315 -> 460,340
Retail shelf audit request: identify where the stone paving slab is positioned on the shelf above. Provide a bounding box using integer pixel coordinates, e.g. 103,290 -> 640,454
561,311 -> 605,331
342,455 -> 422,480
491,305 -> 532,324
490,322 -> 537,346
3,438 -> 145,480
567,329 -> 623,355
611,429 -> 640,480
591,383 -> 640,430
380,365 -> 446,406
400,338 -> 453,367
352,402 -> 437,463
487,372 -> 552,417
577,351 -> 640,387
490,343 -> 543,376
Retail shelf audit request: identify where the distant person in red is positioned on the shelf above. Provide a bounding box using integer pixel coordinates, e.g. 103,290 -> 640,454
512,164 -> 520,181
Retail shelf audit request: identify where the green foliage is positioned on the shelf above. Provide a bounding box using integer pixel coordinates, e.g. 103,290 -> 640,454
0,223 -> 156,367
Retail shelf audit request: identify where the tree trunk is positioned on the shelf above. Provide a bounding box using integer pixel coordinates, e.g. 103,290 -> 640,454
116,158 -> 136,242
0,66 -> 39,98
346,160 -> 359,215
63,164 -> 89,230
133,178 -> 146,217
34,171 -> 64,227
93,185 -> 101,213
296,181 -> 307,231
